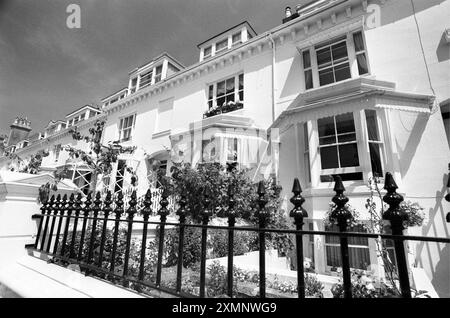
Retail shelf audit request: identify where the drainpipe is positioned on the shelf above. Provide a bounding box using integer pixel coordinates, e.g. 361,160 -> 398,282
266,33 -> 278,182
267,33 -> 276,124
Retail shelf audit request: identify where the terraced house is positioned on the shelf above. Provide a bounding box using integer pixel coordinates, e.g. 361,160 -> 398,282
0,0 -> 449,297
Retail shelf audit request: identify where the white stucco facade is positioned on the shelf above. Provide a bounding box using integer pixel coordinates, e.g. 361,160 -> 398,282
0,0 -> 449,297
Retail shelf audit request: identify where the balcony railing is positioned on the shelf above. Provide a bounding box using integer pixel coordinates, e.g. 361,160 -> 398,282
203,101 -> 243,119
27,173 -> 450,298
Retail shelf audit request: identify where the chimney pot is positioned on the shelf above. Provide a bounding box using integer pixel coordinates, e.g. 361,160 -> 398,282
285,6 -> 292,18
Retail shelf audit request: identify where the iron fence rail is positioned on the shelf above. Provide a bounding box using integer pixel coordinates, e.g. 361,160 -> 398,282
27,172 -> 450,299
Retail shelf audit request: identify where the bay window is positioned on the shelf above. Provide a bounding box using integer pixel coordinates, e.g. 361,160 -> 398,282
318,113 -> 361,181
325,224 -> 371,270
119,114 -> 136,142
302,30 -> 369,90
365,109 -> 383,177
303,109 -> 385,184
207,74 -> 244,112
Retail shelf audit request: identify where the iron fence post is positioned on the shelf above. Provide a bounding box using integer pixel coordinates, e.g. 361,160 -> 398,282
200,187 -> 213,298
382,172 -> 411,298
77,192 -> 91,262
256,180 -> 268,298
98,191 -> 112,270
156,188 -> 170,287
110,192 -> 124,276
53,194 -> 67,255
330,176 -> 352,299
176,194 -> 187,293
289,178 -> 308,298
35,198 -> 49,249
60,193 -> 74,257
445,164 -> 450,223
122,190 -> 137,286
40,195 -> 54,251
227,184 -> 236,298
139,189 -> 152,281
87,192 -> 102,264
69,193 -> 83,259
46,194 -> 60,253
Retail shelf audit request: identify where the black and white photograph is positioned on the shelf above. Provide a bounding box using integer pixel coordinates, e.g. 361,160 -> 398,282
0,0 -> 449,306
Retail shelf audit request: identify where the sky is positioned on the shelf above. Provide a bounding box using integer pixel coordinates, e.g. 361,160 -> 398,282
0,0 -> 292,136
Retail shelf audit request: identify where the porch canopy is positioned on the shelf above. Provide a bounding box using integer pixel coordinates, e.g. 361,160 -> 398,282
271,77 -> 435,132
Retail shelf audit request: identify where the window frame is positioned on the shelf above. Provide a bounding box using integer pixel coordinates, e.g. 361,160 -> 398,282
154,65 -> 163,83
215,38 -> 229,53
118,113 -> 136,142
203,46 -> 212,59
207,73 -> 244,110
301,30 -> 370,91
316,37 -> 351,86
317,112 -> 362,178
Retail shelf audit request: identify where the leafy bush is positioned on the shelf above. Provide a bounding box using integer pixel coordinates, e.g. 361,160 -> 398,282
209,229 -> 257,258
330,269 -> 399,298
163,225 -> 203,268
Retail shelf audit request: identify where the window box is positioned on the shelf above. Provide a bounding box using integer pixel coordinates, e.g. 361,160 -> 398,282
203,101 -> 243,118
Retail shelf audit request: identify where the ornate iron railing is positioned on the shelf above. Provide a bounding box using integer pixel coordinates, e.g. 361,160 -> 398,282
27,172 -> 450,298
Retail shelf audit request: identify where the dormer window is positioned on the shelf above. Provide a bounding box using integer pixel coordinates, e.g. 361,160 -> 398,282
139,70 -> 153,89
204,46 -> 212,59
154,65 -> 163,83
197,22 -> 257,62
216,38 -> 228,53
232,32 -> 242,46
130,77 -> 138,93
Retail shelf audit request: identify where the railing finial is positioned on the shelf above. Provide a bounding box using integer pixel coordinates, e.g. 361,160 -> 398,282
290,178 -> 308,226
382,172 -> 407,234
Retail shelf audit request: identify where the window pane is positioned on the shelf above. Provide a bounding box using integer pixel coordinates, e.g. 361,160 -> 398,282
238,74 -> 244,90
356,53 -> 369,75
319,68 -> 334,86
303,123 -> 309,151
336,113 -> 355,134
331,41 -> 348,62
204,46 -> 212,56
226,78 -> 235,94
320,146 -> 339,169
318,116 -> 335,137
338,133 -> 356,143
305,70 -> 313,90
232,32 -> 241,45
319,136 -> 336,145
334,63 -> 351,82
316,47 -> 331,67
338,143 -> 359,167
353,32 -> 365,52
238,91 -> 244,101
216,39 -> 228,51
302,50 -> 311,68
369,143 -> 383,177
365,109 -> 379,141
217,96 -> 226,107
208,85 -> 214,99
217,81 -> 225,96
